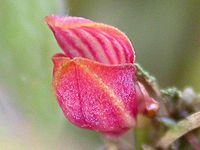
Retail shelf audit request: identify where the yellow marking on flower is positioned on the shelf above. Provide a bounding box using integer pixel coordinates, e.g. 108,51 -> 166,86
53,59 -> 73,90
53,58 -> 136,127
77,61 -> 135,127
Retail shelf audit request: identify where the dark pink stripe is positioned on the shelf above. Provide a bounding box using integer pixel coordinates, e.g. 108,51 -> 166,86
54,30 -> 73,58
70,28 -> 101,62
121,39 -> 134,63
122,39 -> 134,62
99,31 -> 123,63
56,28 -> 86,58
82,28 -> 114,64
63,29 -> 87,57
103,31 -> 133,63
83,27 -> 123,63
116,38 -> 132,63
99,28 -> 134,63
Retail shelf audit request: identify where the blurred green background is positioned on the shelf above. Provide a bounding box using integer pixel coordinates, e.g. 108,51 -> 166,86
0,0 -> 200,149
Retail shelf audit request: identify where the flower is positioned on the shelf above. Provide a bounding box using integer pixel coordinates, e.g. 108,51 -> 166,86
45,15 -> 159,137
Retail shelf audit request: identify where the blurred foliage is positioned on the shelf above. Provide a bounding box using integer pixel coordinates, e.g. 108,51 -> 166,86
68,0 -> 200,90
157,111 -> 200,149
0,0 -> 200,149
0,0 -> 62,123
0,0 -> 100,149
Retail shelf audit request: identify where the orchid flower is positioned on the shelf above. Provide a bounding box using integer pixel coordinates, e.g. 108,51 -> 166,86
45,16 -> 159,137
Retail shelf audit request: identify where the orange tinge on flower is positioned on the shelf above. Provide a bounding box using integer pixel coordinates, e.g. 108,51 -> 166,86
45,15 -> 159,137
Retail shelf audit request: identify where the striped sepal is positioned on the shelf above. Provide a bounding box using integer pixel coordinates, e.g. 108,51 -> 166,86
45,16 -> 135,64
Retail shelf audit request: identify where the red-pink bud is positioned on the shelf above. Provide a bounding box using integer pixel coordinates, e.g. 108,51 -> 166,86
45,16 -> 159,137
136,82 -> 159,117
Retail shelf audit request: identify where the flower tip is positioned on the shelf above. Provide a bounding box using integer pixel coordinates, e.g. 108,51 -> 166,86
44,15 -> 51,23
44,15 -> 57,29
52,53 -> 69,65
145,98 -> 160,118
44,15 -> 93,29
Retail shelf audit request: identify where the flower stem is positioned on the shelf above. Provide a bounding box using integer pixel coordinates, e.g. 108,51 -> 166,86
101,130 -> 135,150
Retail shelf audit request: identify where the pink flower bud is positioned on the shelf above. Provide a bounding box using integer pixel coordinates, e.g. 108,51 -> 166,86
45,16 -> 159,137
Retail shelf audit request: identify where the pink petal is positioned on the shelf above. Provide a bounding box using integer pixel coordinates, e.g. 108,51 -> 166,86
52,54 -> 137,136
45,16 -> 135,65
